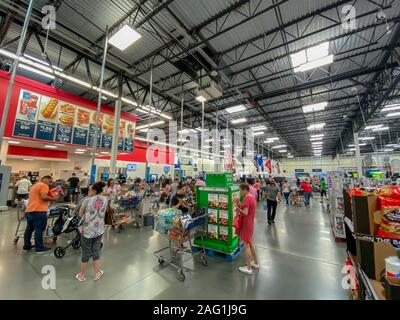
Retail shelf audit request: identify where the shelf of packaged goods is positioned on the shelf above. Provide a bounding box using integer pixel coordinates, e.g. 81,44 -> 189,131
347,252 -> 381,300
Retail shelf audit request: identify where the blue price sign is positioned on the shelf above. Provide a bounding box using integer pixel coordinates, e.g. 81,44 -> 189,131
101,134 -> 112,149
35,120 -> 56,141
88,123 -> 102,147
72,127 -> 88,146
13,119 -> 35,138
55,124 -> 73,144
118,138 -> 124,151
124,138 -> 133,152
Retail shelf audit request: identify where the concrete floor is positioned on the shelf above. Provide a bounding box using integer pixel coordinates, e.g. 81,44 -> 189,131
0,196 -> 347,300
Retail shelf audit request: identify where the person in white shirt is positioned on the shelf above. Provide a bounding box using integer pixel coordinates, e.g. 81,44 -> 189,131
15,176 -> 32,200
80,172 -> 90,197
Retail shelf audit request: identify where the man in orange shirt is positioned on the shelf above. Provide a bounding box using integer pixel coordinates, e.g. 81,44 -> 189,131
23,176 -> 59,253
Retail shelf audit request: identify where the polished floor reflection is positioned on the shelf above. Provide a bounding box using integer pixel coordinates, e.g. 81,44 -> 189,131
0,196 -> 347,300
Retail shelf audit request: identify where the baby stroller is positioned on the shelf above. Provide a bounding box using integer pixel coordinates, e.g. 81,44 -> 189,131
53,199 -> 83,259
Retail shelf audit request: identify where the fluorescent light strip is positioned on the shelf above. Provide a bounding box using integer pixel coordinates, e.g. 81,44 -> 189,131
381,104 -> 400,112
226,105 -> 246,113
231,118 -> 247,124
365,124 -> 383,130
135,121 -> 165,130
295,55 -> 334,73
372,126 -> 389,132
359,136 -> 375,141
253,131 -> 264,136
307,123 -> 325,131
386,112 -> 400,117
19,64 -> 55,79
271,145 -> 287,149
253,125 -> 267,131
302,102 -> 327,113
311,134 -> 324,138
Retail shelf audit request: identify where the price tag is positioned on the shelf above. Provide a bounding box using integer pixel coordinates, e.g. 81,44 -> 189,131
55,124 -> 73,144
13,119 -> 35,138
35,120 -> 56,141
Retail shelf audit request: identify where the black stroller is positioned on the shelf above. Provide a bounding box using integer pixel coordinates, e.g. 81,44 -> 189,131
53,201 -> 83,259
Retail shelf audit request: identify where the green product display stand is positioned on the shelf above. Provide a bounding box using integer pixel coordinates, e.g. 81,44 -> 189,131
194,178 -> 241,254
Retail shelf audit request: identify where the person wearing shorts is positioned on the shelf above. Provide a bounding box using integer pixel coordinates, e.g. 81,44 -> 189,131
76,181 -> 107,282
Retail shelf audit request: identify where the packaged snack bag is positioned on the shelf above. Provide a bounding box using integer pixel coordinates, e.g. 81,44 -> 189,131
378,197 -> 400,240
48,186 -> 64,198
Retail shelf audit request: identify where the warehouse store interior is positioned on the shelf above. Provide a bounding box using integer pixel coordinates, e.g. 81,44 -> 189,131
0,0 -> 399,301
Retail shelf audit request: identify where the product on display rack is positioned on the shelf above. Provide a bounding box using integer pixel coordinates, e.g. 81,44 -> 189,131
194,172 -> 241,255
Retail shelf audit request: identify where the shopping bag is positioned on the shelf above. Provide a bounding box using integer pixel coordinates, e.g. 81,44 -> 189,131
232,214 -> 243,236
263,201 -> 268,211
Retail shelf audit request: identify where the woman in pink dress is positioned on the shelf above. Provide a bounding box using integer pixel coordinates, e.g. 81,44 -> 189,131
236,183 -> 259,275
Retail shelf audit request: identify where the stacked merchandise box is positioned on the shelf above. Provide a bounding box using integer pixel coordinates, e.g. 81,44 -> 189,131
194,173 -> 240,254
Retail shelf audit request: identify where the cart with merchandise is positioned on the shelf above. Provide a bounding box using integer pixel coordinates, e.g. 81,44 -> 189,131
290,188 -> 305,206
109,191 -> 142,232
153,208 -> 208,281
14,200 -> 73,244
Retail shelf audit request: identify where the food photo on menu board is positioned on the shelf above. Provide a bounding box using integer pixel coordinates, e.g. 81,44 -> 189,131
55,102 -> 76,144
35,96 -> 59,141
124,121 -> 135,152
13,90 -> 40,138
72,108 -> 91,145
101,114 -> 114,149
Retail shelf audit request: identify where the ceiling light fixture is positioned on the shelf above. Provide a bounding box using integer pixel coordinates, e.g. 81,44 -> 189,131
196,96 -> 207,102
44,145 -> 58,149
372,126 -> 389,132
307,123 -> 325,131
271,145 -> 287,149
8,140 -> 20,145
359,136 -> 375,141
253,125 -> 267,131
108,25 -> 142,51
18,64 -> 55,79
365,124 -> 383,130
253,131 -> 265,136
136,121 -> 165,130
231,118 -> 247,124
386,112 -> 400,118
291,42 -> 334,73
381,103 -> 400,112
302,102 -> 328,113
311,134 -> 324,138
226,105 -> 246,113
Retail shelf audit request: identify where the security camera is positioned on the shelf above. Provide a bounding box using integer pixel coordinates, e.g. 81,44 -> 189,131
41,52 -> 48,60
376,10 -> 387,23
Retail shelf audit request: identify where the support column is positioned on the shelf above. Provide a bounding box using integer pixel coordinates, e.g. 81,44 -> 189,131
110,72 -> 123,178
353,131 -> 363,178
201,100 -> 205,176
145,66 -> 153,182
0,0 -> 34,145
90,26 -> 109,184
0,140 -> 8,165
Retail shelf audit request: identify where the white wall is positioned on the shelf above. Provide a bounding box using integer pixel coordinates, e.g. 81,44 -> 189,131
7,156 -> 173,180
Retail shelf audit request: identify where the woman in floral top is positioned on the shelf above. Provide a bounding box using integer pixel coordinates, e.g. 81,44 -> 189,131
76,182 -> 107,282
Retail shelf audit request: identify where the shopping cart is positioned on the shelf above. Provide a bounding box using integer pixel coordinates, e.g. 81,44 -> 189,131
109,196 -> 142,232
14,201 -> 73,244
290,189 -> 305,206
153,210 -> 207,281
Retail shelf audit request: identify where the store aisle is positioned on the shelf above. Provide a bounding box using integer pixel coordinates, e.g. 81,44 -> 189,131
0,196 -> 347,300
